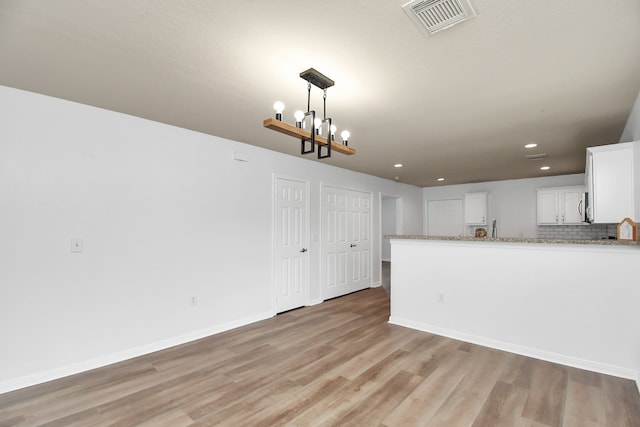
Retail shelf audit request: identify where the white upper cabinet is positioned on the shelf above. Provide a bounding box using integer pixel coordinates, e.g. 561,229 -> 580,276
586,141 -> 639,224
537,190 -> 560,224
562,187 -> 586,224
537,186 -> 586,225
464,192 -> 487,225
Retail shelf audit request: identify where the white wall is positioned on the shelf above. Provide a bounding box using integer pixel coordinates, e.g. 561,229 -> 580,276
620,89 -> 640,143
380,197 -> 398,261
423,174 -> 586,238
0,86 -> 423,393
390,239 -> 640,382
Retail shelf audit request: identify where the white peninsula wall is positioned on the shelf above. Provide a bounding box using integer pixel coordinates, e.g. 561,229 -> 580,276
389,237 -> 640,390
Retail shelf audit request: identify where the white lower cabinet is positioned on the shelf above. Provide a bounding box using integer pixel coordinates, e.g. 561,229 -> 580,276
537,186 -> 586,225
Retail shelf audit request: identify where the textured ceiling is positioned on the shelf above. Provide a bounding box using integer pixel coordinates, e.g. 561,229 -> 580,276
1,0 -> 639,187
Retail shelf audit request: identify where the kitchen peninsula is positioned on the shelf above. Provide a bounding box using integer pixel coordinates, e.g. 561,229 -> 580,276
387,235 -> 640,387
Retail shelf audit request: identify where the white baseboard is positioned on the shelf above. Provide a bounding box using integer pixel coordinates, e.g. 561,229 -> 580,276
0,311 -> 273,395
389,316 -> 638,381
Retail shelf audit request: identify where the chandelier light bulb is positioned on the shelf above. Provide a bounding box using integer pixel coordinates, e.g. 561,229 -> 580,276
330,124 -> 337,141
340,130 -> 350,146
314,118 -> 322,135
294,110 -> 305,128
273,101 -> 285,121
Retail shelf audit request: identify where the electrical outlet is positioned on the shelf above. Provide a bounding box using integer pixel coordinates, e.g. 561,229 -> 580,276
190,296 -> 198,306
437,291 -> 445,303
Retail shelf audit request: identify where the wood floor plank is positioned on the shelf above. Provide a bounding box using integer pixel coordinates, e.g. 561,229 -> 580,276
241,375 -> 351,427
562,380 -> 606,427
330,325 -> 416,380
425,347 -> 509,427
190,377 -> 301,426
135,409 -> 194,427
498,353 -> 535,390
380,349 -> 470,426
566,366 -> 603,388
470,380 -> 529,427
326,370 -> 423,426
1,286 -> 639,427
521,360 -> 569,427
288,349 -> 419,426
600,375 -> 640,427
183,370 -> 290,421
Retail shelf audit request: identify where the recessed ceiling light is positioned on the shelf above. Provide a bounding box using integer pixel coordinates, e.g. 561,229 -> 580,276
437,177 -> 445,182
394,163 -> 403,168
540,166 -> 550,171
394,176 -> 400,180
525,143 -> 538,149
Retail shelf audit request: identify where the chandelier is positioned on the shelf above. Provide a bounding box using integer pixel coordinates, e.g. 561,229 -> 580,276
263,68 -> 355,159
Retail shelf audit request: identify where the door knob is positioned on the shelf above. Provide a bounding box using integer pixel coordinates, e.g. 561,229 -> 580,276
350,244 -> 357,248
300,248 -> 307,253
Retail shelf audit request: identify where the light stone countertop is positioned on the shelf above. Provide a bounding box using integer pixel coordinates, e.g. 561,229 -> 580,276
385,235 -> 640,246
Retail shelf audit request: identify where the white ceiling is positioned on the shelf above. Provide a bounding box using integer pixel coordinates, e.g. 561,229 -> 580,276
1,0 -> 639,187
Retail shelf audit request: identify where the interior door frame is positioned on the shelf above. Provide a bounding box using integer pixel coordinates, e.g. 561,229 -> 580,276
320,183 -> 373,300
272,174 -> 311,315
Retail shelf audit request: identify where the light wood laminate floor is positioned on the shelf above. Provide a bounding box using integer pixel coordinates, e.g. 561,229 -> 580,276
1,287 -> 639,426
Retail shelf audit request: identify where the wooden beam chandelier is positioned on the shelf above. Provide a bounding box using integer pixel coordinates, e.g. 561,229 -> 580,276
263,68 -> 355,159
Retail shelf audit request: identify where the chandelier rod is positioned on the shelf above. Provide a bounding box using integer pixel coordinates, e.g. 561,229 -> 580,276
323,89 -> 327,119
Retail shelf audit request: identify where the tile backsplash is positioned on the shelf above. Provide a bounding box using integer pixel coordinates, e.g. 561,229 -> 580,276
537,224 -> 618,240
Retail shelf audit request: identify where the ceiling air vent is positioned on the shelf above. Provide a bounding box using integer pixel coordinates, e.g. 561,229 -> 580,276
402,0 -> 477,36
525,153 -> 547,161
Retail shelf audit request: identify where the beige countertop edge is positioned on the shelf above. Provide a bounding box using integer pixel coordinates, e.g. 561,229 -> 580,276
385,235 -> 640,246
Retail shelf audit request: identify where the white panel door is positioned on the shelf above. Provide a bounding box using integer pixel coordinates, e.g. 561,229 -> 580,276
322,187 -> 371,300
274,177 -> 308,313
349,191 -> 371,292
322,188 -> 349,300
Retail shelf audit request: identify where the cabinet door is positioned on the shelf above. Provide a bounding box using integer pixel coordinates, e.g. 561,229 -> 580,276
537,190 -> 559,224
585,152 -> 594,222
591,146 -> 634,223
562,189 -> 584,224
464,193 -> 487,225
